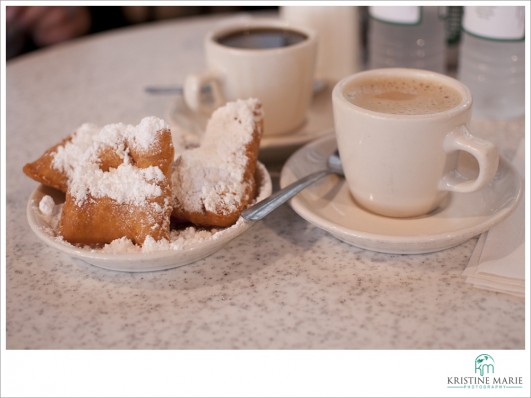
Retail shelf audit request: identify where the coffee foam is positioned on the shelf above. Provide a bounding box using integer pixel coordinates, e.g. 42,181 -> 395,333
344,76 -> 462,115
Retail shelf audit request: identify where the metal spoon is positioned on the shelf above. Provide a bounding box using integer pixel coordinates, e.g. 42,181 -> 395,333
242,150 -> 343,221
145,79 -> 327,96
144,85 -> 210,95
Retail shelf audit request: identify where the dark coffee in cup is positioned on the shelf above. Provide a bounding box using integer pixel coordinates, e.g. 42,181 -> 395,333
215,27 -> 307,49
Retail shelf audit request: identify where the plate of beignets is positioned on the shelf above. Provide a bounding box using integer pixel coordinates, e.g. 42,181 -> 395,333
25,99 -> 272,272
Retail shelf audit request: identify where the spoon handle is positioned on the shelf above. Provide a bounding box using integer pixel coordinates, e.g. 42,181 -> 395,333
242,169 -> 332,221
144,79 -> 327,96
144,86 -> 211,94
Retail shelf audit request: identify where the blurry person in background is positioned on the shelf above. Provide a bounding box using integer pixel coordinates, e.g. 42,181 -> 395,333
6,6 -> 92,45
7,6 -> 93,59
6,5 -> 269,60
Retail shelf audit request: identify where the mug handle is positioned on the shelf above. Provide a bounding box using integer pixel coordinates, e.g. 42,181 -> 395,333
440,125 -> 499,193
183,70 -> 225,114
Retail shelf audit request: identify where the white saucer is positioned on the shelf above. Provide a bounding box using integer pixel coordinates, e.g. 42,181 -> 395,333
165,85 -> 334,163
27,163 -> 272,272
280,135 -> 523,254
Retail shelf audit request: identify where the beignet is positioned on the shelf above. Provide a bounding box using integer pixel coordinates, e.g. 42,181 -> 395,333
171,98 -> 264,227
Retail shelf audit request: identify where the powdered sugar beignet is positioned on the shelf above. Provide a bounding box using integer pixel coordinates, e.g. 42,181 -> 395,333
172,99 -> 264,227
60,166 -> 172,245
56,117 -> 174,245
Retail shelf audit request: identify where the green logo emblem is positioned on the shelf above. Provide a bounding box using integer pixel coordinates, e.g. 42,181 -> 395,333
475,354 -> 495,376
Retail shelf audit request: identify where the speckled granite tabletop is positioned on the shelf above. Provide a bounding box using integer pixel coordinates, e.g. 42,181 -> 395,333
6,14 -> 525,349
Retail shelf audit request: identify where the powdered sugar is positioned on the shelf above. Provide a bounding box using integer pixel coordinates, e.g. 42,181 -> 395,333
92,123 -> 129,160
37,195 -> 61,231
173,98 -> 262,214
127,116 -> 167,151
39,195 -> 55,216
51,117 -> 170,206
52,117 -> 168,177
52,123 -> 100,178
69,164 -> 165,206
97,216 -> 251,254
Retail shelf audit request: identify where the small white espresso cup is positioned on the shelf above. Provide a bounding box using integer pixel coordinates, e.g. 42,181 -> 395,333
184,19 -> 317,136
332,68 -> 499,218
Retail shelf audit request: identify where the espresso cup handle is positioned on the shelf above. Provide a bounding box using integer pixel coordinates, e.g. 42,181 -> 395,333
183,71 -> 225,114
440,125 -> 499,193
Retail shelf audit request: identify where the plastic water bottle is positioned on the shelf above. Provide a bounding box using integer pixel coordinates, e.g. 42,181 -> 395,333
368,6 -> 447,73
458,6 -> 525,120
445,6 -> 463,72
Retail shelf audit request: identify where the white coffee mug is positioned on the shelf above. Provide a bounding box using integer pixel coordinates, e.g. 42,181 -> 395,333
184,19 -> 317,136
332,68 -> 499,218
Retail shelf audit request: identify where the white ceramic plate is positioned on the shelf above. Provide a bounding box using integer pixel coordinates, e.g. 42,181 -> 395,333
27,163 -> 272,272
165,84 -> 334,163
280,135 -> 523,254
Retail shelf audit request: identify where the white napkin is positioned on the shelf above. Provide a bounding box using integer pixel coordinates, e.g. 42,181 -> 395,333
464,125 -> 525,297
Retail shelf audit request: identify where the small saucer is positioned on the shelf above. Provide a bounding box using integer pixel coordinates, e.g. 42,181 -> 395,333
165,85 -> 334,163
280,135 -> 523,254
